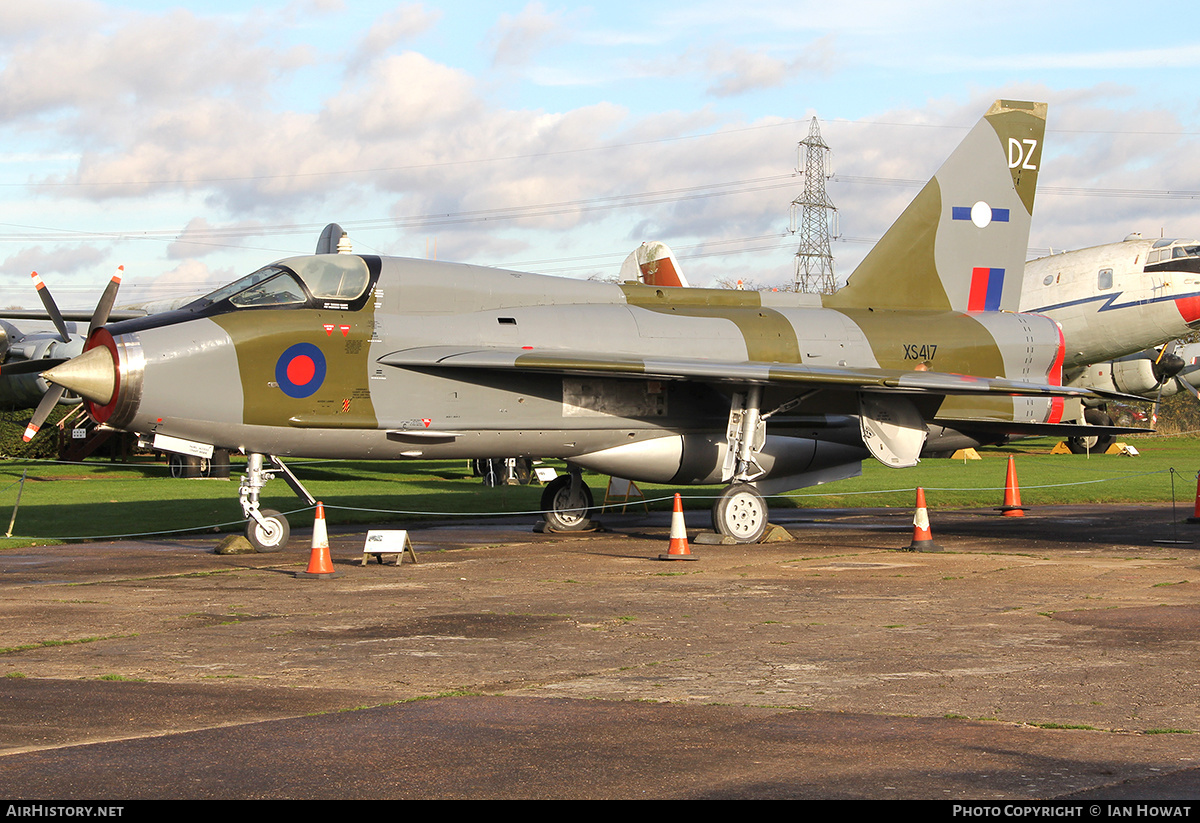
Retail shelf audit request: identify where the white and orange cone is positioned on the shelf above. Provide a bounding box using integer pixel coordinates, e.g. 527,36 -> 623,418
1187,472 -> 1200,524
906,487 -> 941,552
296,502 -> 343,579
658,493 -> 698,561
998,456 -> 1028,517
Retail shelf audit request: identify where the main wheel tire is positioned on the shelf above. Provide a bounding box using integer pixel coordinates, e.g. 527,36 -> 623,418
209,449 -> 232,479
540,475 -> 594,531
247,509 -> 290,552
712,483 -> 768,544
1067,409 -> 1116,454
168,454 -> 203,478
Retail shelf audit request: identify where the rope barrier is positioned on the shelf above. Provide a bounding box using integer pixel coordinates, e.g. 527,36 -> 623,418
0,455 -> 347,470
0,464 -> 1185,543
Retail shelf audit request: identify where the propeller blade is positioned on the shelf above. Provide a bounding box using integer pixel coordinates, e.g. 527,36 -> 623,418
22,384 -> 65,442
1178,374 -> 1200,402
31,271 -> 71,344
87,266 -> 123,337
0,358 -> 68,376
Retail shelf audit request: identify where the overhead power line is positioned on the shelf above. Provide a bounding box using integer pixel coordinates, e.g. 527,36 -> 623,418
5,172 -> 1197,249
0,174 -> 799,244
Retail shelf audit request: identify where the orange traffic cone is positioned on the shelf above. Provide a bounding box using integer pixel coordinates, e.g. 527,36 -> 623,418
658,493 -> 698,561
906,487 -> 941,552
296,502 -> 343,579
998,456 -> 1027,517
1187,472 -> 1200,524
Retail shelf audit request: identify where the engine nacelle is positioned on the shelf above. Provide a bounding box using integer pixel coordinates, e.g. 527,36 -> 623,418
1067,351 -> 1176,399
0,326 -> 84,410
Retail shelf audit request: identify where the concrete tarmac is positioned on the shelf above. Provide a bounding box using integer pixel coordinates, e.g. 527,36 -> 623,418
2,503 -> 1200,799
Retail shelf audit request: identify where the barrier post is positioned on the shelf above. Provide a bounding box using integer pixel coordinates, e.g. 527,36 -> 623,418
5,470 -> 27,538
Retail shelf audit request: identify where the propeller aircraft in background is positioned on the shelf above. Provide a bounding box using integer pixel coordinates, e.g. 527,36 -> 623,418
1021,235 -> 1200,450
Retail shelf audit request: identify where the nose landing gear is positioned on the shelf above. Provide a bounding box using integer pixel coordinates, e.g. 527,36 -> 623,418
238,453 -> 314,552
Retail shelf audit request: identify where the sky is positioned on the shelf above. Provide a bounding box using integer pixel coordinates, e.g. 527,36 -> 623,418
3,0 -> 1200,308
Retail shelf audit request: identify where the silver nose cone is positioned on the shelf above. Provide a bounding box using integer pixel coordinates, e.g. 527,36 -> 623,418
42,346 -> 115,406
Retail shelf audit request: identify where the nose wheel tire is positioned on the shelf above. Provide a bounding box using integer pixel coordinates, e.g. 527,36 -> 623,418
540,475 -> 594,531
712,483 -> 768,544
247,509 -> 290,552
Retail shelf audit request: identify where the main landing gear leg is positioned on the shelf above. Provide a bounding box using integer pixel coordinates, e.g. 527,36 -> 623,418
714,386 -> 771,543
238,453 -> 316,552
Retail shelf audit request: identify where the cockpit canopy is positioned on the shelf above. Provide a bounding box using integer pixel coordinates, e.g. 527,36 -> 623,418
197,255 -> 373,310
1147,238 -> 1200,265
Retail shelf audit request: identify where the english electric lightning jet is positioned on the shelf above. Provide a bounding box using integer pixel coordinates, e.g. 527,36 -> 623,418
22,99 -> 1131,549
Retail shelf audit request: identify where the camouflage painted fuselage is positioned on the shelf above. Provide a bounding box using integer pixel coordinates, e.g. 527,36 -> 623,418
87,253 -> 1068,489
46,99 -> 1103,494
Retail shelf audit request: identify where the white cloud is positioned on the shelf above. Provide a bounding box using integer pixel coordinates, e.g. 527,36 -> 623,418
4,2 -> 1200,294
346,4 -> 442,74
1,243 -> 108,279
0,7 -> 308,130
125,258 -> 236,304
487,2 -> 563,68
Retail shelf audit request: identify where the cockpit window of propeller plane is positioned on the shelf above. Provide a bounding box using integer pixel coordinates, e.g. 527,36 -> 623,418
1146,239 -> 1200,266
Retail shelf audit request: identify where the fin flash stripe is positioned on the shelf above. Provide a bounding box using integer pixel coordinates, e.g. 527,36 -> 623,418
968,267 -> 1005,312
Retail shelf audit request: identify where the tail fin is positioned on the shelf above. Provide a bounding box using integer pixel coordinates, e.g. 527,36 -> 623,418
824,100 -> 1046,313
619,241 -> 689,288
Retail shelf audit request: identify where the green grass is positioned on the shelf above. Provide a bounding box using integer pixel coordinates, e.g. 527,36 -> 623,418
1,433 -> 1199,548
